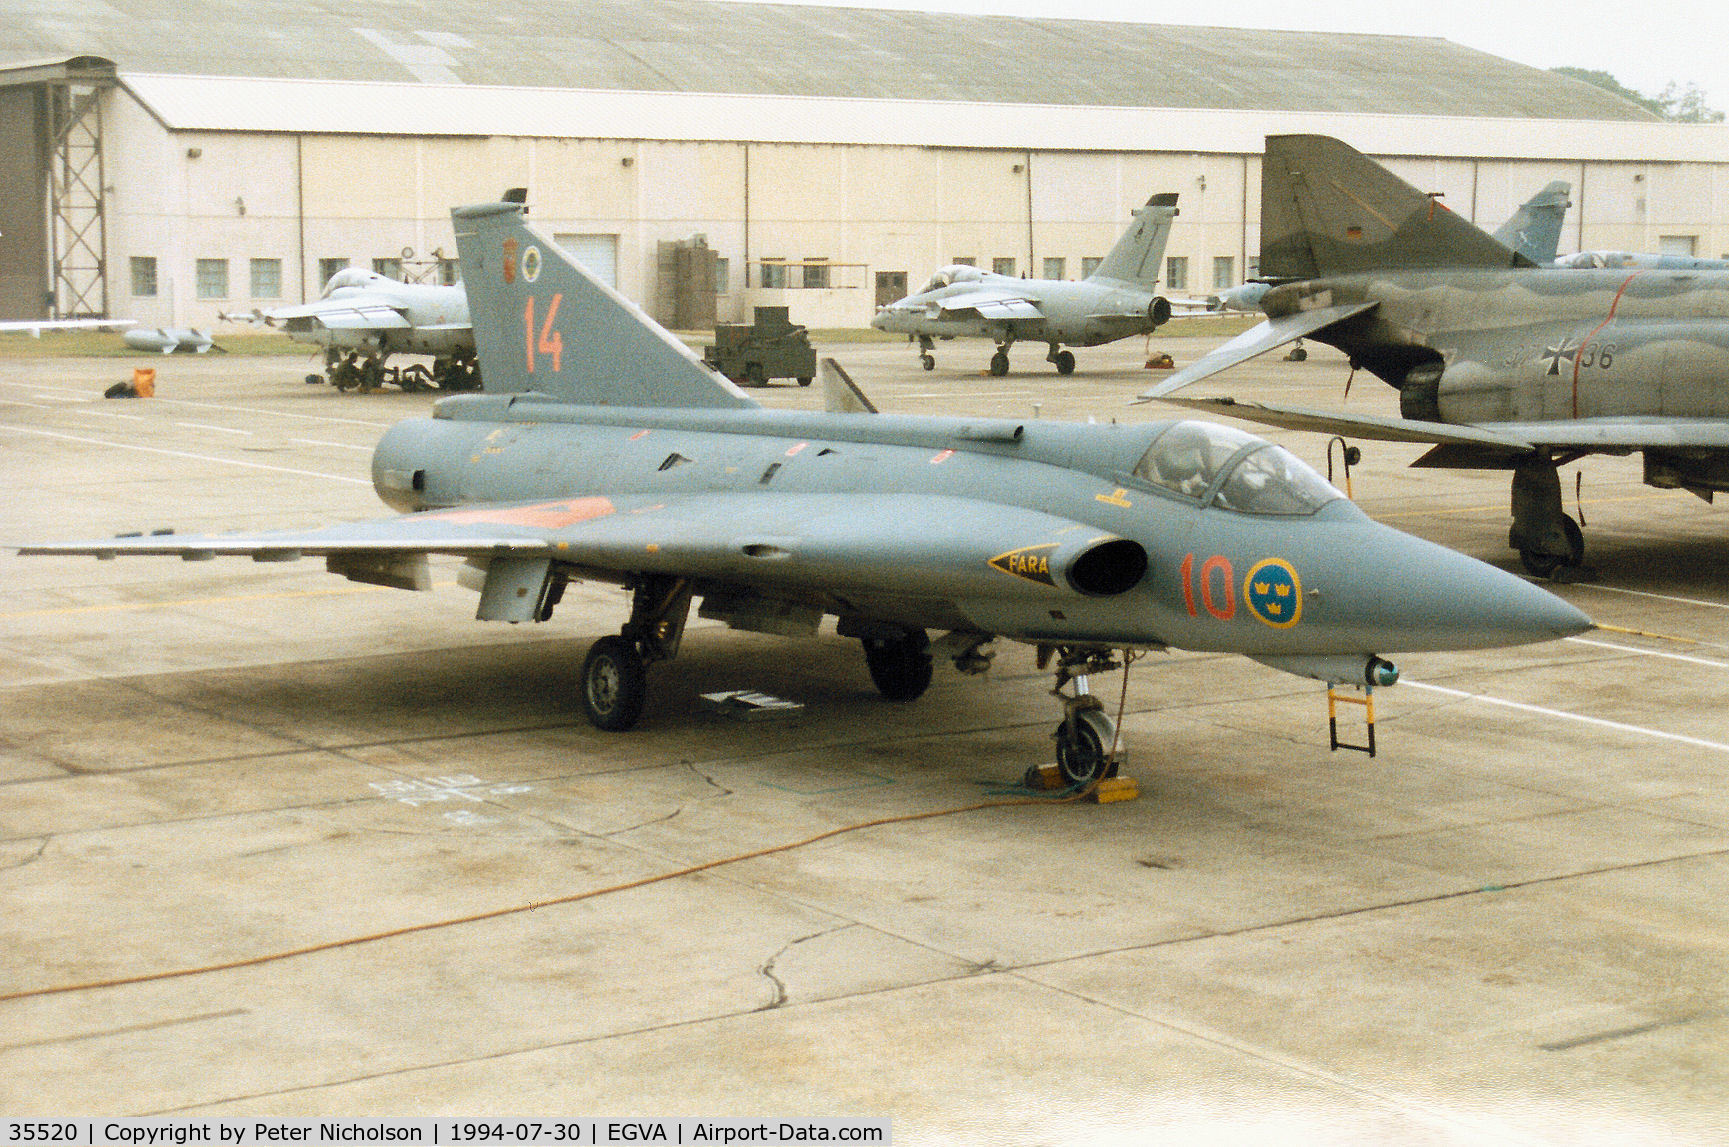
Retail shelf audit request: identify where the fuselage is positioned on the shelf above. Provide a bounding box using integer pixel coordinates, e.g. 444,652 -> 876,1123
371,395 -> 1586,662
275,273 -> 472,358
1264,269 -> 1729,427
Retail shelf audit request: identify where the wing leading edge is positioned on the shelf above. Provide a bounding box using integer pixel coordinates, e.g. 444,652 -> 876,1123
20,492 -> 1137,605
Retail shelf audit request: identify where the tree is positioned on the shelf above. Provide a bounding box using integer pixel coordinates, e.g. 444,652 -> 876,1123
1551,67 -> 1724,123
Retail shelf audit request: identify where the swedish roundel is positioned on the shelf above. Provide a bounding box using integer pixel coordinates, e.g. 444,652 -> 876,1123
1243,558 -> 1301,629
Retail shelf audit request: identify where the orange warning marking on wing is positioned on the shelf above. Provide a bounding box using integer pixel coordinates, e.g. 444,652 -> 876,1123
424,497 -> 617,529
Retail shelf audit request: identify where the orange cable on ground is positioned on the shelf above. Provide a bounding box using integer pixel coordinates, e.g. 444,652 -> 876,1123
1,790 -> 1096,1004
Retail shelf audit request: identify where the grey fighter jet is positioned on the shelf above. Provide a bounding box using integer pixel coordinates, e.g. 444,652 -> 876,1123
17,194 -> 1590,780
871,195 -> 1180,376
1140,134 -> 1729,578
231,268 -> 476,391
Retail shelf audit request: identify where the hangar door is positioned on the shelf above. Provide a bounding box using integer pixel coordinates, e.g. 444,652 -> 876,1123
555,234 -> 618,287
0,84 -> 47,318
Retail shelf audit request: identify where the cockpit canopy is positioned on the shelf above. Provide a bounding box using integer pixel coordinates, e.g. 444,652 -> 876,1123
320,267 -> 383,297
1131,421 -> 1342,515
917,265 -> 986,294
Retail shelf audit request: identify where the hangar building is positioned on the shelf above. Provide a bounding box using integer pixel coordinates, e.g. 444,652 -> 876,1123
3,0 -> 1726,333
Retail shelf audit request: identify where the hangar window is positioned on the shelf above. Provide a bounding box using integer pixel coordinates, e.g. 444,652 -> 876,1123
195,259 -> 228,300
1164,257 -> 1187,291
250,259 -> 282,299
372,257 -> 403,280
437,257 -> 459,285
950,257 -> 976,267
318,258 -> 350,290
992,257 -> 1016,277
759,262 -> 787,289
802,262 -> 830,289
1081,257 -> 1103,278
1043,258 -> 1066,280
1212,256 -> 1236,290
130,257 -> 157,298
714,258 -> 730,294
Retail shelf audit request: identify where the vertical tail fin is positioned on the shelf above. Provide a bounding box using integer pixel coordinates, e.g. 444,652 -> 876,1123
1087,193 -> 1179,288
451,198 -> 757,409
1490,180 -> 1571,265
1260,135 -> 1532,279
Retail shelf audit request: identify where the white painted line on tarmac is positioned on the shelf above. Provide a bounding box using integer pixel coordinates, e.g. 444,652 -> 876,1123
1,380 -> 391,428
902,390 -> 1029,399
290,437 -> 373,451
1406,680 -> 1729,755
0,400 -> 52,409
70,408 -> 147,421
1566,637 -> 1729,671
175,421 -> 254,436
1570,582 -> 1729,612
0,424 -> 371,485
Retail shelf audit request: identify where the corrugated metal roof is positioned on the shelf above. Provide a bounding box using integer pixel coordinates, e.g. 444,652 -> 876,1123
112,73 -> 1724,161
0,0 -> 1656,122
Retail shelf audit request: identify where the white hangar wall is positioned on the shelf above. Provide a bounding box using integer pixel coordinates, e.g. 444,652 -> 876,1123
97,78 -> 1729,331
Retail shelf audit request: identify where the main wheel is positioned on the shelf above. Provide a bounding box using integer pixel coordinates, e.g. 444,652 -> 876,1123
580,636 -> 648,731
989,351 -> 1010,377
920,353 -> 935,371
1053,350 -> 1076,375
1518,514 -> 1585,578
1053,709 -> 1116,786
862,630 -> 933,702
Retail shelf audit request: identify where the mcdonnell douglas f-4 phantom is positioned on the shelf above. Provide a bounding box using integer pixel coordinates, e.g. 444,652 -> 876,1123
871,195 -> 1180,377
18,193 -> 1589,781
1142,134 -> 1729,578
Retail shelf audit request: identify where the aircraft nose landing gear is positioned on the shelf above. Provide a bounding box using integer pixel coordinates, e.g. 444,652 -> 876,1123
1034,646 -> 1130,788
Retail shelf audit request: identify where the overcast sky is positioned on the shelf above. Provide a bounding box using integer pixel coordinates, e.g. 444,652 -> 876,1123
738,0 -> 1729,116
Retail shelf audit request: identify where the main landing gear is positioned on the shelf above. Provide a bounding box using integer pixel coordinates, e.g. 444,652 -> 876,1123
1045,344 -> 1076,375
1509,452 -> 1587,578
578,576 -> 692,731
917,334 -> 936,371
1033,646 -> 1130,788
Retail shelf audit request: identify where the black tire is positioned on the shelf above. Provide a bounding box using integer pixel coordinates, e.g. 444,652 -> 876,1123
797,376 -> 812,387
1054,350 -> 1076,375
1053,710 -> 1115,786
862,630 -> 932,702
920,353 -> 935,371
989,352 -> 1010,377
580,636 -> 648,731
304,373 -> 324,385
1518,514 -> 1585,579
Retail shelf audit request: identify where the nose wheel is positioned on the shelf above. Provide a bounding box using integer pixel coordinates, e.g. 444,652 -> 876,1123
1031,646 -> 1133,789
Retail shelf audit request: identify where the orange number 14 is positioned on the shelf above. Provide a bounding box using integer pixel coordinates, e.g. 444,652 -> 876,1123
523,293 -> 564,373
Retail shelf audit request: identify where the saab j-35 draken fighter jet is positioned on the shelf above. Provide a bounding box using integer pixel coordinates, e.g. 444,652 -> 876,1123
18,192 -> 1589,782
872,195 -> 1181,376
1142,134 -> 1729,578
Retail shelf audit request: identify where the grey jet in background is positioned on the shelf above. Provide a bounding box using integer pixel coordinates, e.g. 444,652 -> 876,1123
20,191 -> 1590,782
1141,134 -> 1729,578
228,267 -> 477,391
872,194 -> 1180,376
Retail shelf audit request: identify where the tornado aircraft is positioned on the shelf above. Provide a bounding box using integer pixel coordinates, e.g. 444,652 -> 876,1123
18,193 -> 1590,781
872,194 -> 1180,376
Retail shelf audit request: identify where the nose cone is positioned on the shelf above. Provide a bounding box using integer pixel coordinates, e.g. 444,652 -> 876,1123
1308,523 -> 1591,651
